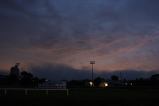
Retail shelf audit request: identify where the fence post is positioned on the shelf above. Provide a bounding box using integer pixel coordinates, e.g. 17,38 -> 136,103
46,90 -> 48,95
25,89 -> 28,95
67,89 -> 69,96
4,89 -> 7,95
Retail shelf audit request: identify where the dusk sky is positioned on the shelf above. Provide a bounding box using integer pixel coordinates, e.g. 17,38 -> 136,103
0,0 -> 159,79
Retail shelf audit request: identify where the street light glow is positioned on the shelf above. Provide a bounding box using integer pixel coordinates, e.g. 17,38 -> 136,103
89,81 -> 93,87
104,82 -> 108,87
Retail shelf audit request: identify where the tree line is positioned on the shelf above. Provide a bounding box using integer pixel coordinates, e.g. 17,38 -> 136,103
0,63 -> 45,88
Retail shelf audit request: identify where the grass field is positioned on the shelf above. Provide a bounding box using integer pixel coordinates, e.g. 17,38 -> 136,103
0,87 -> 159,106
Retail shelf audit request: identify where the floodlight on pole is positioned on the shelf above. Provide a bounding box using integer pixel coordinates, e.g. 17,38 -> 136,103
90,61 -> 95,81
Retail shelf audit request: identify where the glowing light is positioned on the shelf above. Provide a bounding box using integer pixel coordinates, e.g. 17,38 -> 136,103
104,82 -> 108,87
89,81 -> 93,87
130,83 -> 133,86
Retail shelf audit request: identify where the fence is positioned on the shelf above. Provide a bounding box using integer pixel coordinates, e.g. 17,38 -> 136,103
0,88 -> 69,96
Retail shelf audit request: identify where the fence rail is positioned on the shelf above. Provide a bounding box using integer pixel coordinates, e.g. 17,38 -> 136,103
0,88 -> 69,96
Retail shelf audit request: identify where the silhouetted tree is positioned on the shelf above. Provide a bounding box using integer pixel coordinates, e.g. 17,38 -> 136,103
38,78 -> 46,84
20,71 -> 34,87
8,63 -> 20,85
1,63 -> 47,87
111,75 -> 119,81
10,63 -> 20,77
32,77 -> 41,87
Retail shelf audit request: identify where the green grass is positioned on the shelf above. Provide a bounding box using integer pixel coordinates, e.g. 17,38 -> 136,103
0,88 -> 159,106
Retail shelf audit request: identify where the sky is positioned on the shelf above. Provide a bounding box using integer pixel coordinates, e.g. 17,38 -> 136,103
0,0 -> 159,80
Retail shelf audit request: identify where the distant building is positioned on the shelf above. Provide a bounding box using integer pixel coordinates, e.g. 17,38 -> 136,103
0,74 -> 7,86
39,80 -> 67,89
151,74 -> 159,80
108,80 -> 125,87
0,74 -> 7,80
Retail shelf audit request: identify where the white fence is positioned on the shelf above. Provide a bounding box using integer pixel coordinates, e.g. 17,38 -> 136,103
0,88 -> 69,96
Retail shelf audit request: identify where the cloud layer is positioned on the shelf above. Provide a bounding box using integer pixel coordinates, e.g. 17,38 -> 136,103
0,0 -> 159,76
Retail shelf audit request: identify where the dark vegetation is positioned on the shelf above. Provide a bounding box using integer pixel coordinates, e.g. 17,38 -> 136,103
0,63 -> 45,88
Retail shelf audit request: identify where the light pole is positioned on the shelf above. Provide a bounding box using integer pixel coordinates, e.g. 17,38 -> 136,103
90,61 -> 95,81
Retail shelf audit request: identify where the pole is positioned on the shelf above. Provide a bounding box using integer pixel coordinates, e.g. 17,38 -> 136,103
46,90 -> 48,95
90,61 -> 95,82
67,89 -> 69,96
92,63 -> 93,81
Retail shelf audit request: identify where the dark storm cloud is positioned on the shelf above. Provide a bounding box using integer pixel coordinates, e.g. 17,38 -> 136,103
30,64 -> 158,80
0,0 -> 159,77
0,64 -> 157,81
0,0 -> 62,43
120,0 -> 159,33
1,0 -> 158,48
30,64 -> 91,80
126,0 -> 159,20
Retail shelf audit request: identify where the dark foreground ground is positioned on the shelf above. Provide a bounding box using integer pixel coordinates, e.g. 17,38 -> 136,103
0,87 -> 159,106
